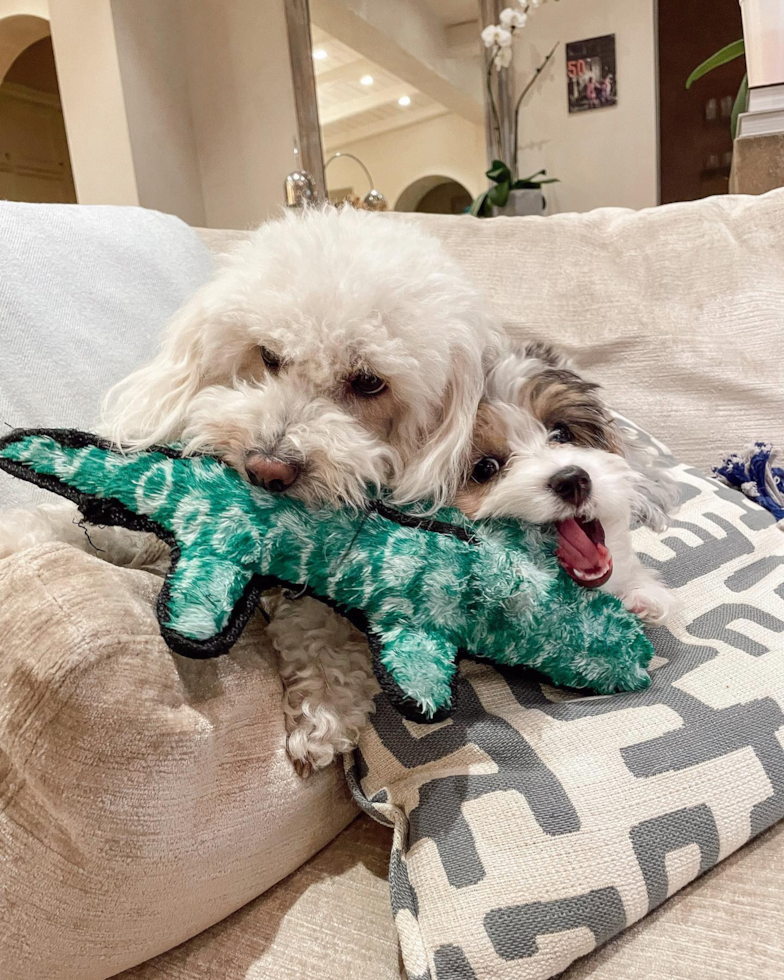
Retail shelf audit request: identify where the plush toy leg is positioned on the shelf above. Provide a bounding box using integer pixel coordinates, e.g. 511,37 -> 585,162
536,630 -> 653,696
372,628 -> 459,723
160,556 -> 259,656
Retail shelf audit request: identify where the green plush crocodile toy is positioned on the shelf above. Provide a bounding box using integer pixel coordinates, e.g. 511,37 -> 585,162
0,428 -> 654,721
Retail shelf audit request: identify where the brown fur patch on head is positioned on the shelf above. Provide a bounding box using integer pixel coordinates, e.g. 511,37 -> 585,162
522,341 -> 568,368
521,368 -> 622,453
453,402 -> 510,518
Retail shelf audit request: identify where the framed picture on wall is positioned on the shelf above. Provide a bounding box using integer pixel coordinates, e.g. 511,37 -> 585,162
566,35 -> 617,113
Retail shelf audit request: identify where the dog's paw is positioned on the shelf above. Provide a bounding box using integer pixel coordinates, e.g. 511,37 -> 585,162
285,709 -> 355,778
622,581 -> 676,626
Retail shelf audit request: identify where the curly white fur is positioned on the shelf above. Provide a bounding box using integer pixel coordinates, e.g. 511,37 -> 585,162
0,205 -> 499,774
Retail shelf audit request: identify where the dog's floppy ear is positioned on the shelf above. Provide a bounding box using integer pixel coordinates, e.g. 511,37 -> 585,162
394,342 -> 489,509
617,426 -> 680,532
100,290 -> 211,450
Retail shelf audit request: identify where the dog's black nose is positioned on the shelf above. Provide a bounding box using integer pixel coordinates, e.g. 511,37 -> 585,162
548,466 -> 592,507
246,457 -> 300,493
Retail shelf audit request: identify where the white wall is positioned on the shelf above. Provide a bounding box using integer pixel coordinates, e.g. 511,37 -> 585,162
325,112 -> 486,210
177,0 -> 300,228
513,0 -> 658,214
110,0 -> 205,226
49,0 -> 139,207
46,0 -> 300,226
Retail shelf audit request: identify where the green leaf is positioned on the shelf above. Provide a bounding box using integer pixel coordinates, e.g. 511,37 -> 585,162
518,169 -> 547,183
469,189 -> 490,217
511,176 -> 559,189
487,182 -> 511,208
686,39 -> 744,89
731,73 -> 749,139
486,160 -> 512,184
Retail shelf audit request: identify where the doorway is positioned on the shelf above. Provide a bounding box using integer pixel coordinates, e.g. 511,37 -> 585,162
658,0 -> 745,204
396,175 -> 472,214
0,28 -> 76,203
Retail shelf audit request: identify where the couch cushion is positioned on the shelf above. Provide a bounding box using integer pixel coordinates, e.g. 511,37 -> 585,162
116,814 -> 784,980
115,816 -> 403,980
349,422 -> 784,979
0,544 -> 357,980
389,191 -> 784,473
0,202 -> 214,509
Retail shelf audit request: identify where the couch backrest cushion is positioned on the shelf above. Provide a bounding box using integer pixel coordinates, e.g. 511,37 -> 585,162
387,192 -> 784,471
0,202 -> 214,507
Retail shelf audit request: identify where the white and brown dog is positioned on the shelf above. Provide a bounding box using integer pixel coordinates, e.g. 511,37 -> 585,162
0,205 -> 499,773
456,342 -> 679,623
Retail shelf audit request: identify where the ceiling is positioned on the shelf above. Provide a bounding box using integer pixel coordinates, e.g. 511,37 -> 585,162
312,26 -> 448,150
421,0 -> 479,28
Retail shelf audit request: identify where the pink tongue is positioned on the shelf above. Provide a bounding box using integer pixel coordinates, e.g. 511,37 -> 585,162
556,518 -> 607,572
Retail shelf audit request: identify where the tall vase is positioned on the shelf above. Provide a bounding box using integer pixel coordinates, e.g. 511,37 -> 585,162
741,0 -> 784,88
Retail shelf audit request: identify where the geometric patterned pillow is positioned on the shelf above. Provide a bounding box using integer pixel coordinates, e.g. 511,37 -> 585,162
346,422 -> 784,980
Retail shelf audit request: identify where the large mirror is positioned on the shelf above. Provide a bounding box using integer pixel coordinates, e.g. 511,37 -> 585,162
289,0 -> 752,217
307,1 -> 486,215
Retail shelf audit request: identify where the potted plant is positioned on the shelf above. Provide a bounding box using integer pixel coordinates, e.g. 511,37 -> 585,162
471,161 -> 557,217
472,2 -> 559,217
686,40 -> 747,138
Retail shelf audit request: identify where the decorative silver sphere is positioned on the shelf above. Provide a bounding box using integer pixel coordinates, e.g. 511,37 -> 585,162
284,170 -> 316,208
361,188 -> 388,211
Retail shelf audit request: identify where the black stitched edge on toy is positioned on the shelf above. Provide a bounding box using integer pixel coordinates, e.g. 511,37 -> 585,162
0,426 -> 188,460
370,499 -> 477,545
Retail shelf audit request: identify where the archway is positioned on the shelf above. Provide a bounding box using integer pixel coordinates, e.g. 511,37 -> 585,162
0,8 -> 50,81
0,14 -> 76,203
395,175 -> 472,215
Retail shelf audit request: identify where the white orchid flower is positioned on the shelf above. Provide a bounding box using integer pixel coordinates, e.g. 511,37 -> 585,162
496,27 -> 513,48
481,24 -> 499,48
500,7 -> 528,29
494,45 -> 514,69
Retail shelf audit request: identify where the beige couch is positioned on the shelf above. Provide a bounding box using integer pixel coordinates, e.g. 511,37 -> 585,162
3,192 -> 784,980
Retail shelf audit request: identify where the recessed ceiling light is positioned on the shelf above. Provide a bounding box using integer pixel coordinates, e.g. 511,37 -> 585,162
312,48 -> 327,60
398,95 -> 411,106
360,74 -> 374,86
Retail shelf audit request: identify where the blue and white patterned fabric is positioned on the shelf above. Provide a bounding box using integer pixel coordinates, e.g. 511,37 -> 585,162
347,420 -> 784,980
715,442 -> 784,524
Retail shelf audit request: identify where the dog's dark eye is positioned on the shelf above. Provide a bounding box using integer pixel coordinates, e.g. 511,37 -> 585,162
259,346 -> 282,371
471,456 -> 503,484
550,423 -> 574,444
350,372 -> 387,397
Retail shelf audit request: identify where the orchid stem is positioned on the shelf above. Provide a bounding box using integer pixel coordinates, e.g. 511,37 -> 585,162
486,53 -> 501,155
512,41 -> 559,179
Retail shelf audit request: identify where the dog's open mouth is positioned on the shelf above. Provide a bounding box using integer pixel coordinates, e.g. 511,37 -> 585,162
555,517 -> 613,588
